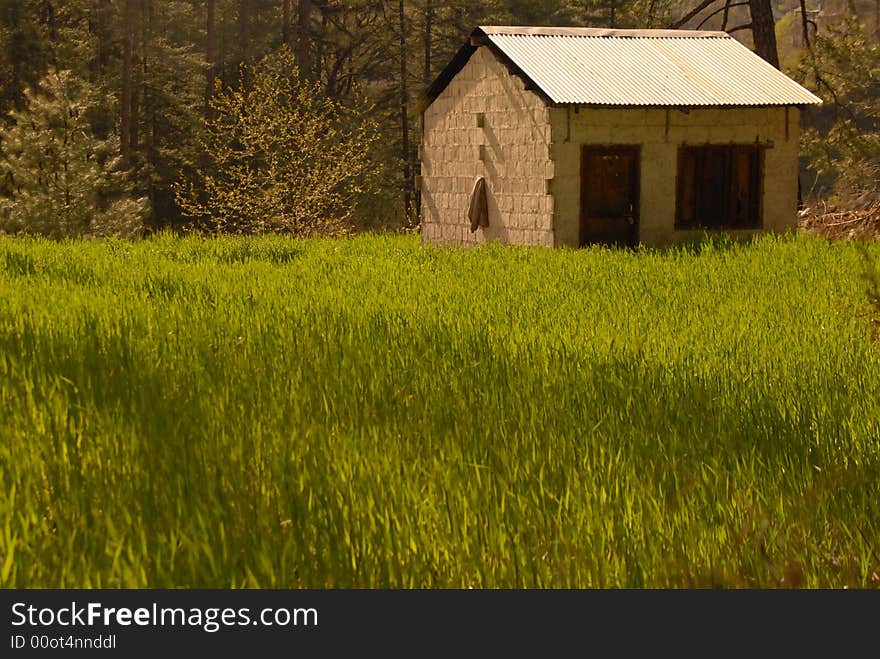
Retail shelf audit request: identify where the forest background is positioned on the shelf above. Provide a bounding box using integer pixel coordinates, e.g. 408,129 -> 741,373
1,0 -> 878,237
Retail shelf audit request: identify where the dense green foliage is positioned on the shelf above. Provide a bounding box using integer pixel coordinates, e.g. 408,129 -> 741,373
796,18 -> 880,202
0,70 -> 147,237
1,233 -> 878,587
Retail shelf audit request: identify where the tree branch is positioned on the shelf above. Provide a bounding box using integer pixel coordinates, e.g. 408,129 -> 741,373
647,0 -> 658,26
727,22 -> 753,34
668,0 -> 719,29
798,0 -> 814,49
696,1 -> 749,29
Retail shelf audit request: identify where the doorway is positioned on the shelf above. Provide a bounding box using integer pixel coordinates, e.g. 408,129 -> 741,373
580,146 -> 640,247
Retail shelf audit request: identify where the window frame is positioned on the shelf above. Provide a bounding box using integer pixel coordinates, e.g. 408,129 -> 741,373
675,144 -> 765,231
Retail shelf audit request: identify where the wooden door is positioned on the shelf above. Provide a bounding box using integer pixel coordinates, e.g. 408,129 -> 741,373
580,146 -> 640,247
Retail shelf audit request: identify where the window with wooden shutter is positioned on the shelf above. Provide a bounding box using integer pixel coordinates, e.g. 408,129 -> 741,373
675,145 -> 763,230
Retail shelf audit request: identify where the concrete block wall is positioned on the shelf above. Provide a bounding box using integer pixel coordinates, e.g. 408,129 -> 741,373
420,47 -> 555,247
549,106 -> 801,247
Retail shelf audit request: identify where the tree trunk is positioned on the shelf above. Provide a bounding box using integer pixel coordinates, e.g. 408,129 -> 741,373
206,0 -> 216,114
121,0 -> 136,165
875,0 -> 879,42
798,0 -> 811,49
130,0 -> 147,157
297,0 -> 312,76
218,5 -> 227,89
239,0 -> 251,88
141,1 -> 152,152
88,0 -> 112,79
749,0 -> 779,68
41,0 -> 58,40
315,6 -> 326,82
424,0 -> 432,86
39,0 -> 58,66
129,71 -> 139,156
398,0 -> 412,221
283,0 -> 291,48
143,0 -> 156,221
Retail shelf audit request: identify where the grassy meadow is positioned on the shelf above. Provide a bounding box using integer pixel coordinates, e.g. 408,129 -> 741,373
0,232 -> 878,588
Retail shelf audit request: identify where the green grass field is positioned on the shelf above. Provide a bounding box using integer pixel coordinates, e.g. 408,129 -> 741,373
1,232 -> 878,588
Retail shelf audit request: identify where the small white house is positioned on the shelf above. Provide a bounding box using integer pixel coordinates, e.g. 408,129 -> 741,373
420,26 -> 821,248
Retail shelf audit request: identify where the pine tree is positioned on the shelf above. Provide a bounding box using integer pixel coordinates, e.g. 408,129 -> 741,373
0,70 -> 148,238
0,0 -> 55,116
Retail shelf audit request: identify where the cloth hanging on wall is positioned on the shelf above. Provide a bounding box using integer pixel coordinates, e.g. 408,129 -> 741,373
467,177 -> 489,233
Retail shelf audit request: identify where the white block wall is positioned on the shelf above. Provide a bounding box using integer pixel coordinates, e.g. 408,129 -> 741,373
549,106 -> 801,247
420,47 -> 555,247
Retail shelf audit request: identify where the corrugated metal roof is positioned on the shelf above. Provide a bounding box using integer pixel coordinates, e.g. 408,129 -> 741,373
476,26 -> 821,107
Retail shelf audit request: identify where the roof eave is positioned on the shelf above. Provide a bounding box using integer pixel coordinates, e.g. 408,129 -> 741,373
422,40 -> 477,111
422,27 -> 554,111
546,101 -> 822,108
477,25 -> 730,38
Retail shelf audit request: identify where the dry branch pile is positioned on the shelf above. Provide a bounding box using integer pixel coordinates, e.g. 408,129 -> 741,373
798,198 -> 880,241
